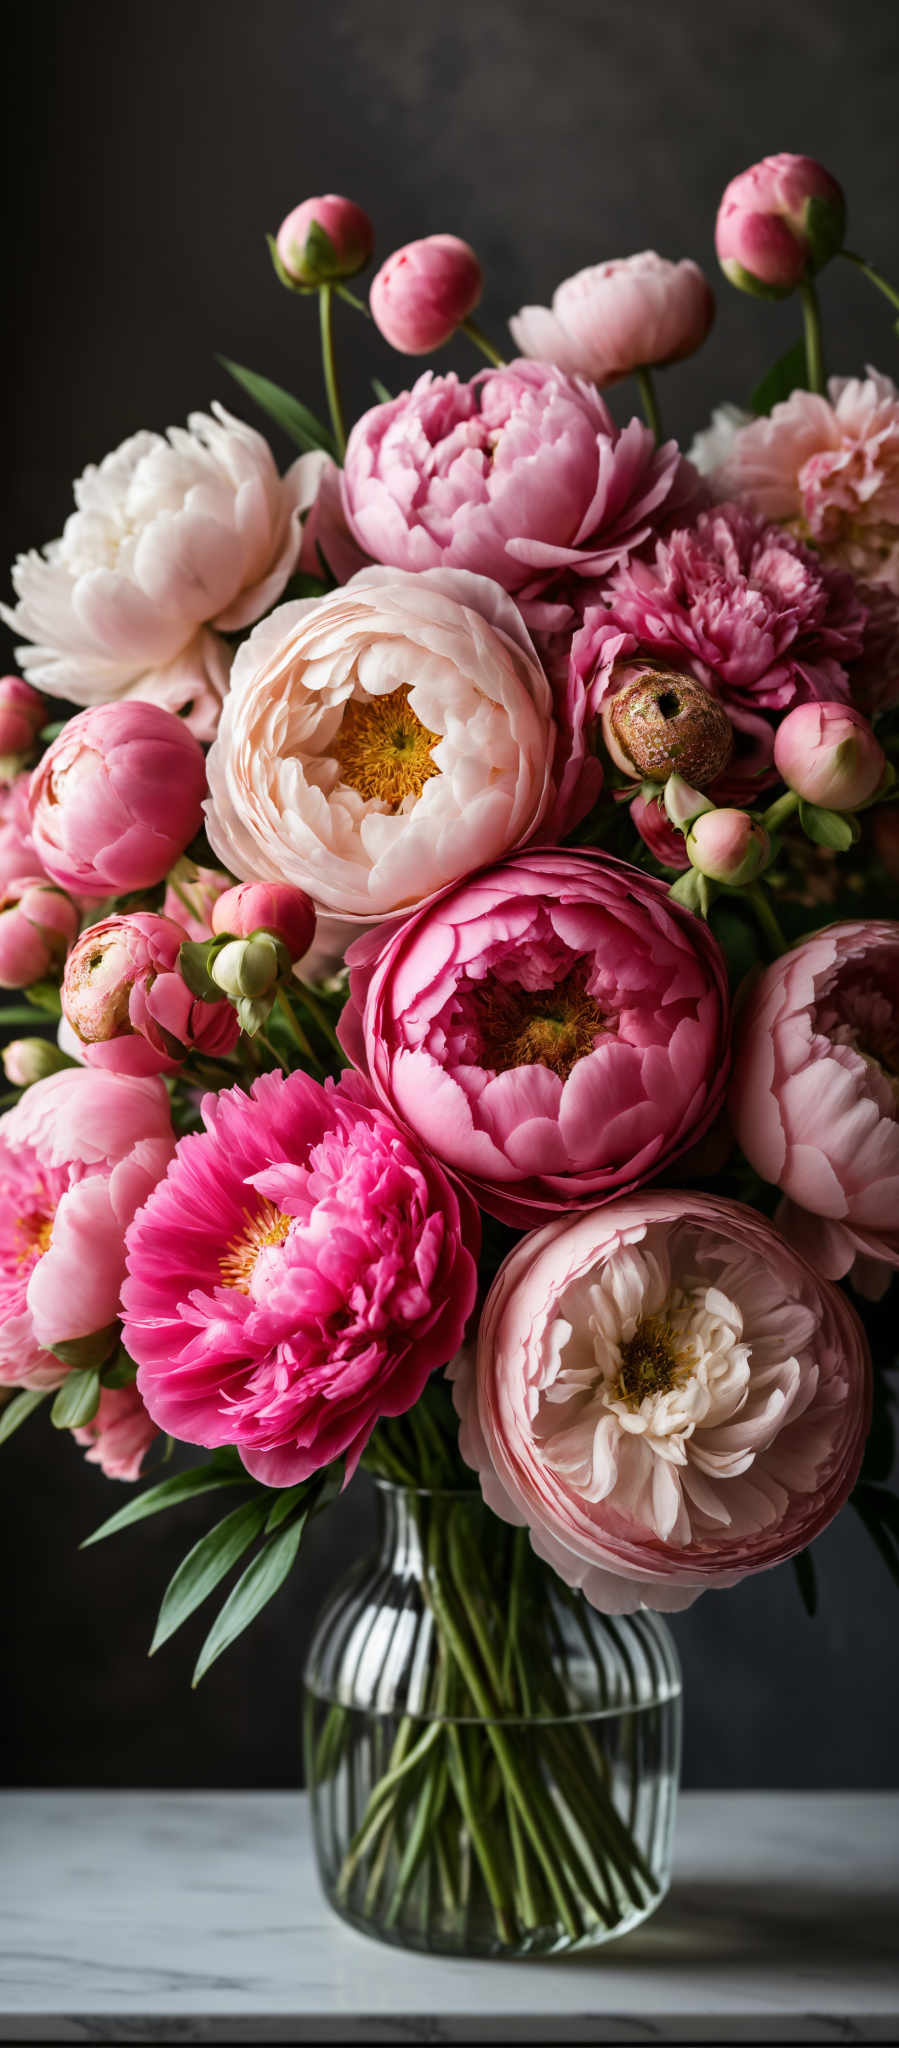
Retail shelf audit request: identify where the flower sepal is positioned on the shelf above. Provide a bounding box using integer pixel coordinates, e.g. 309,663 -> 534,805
798,801 -> 861,851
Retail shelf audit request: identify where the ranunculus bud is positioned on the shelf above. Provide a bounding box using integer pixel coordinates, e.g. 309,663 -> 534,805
370,235 -> 483,354
715,154 -> 846,298
0,877 -> 79,989
686,808 -> 770,885
773,701 -> 887,811
274,194 -> 374,287
211,881 -> 316,962
209,933 -> 282,1001
29,701 -> 207,901
602,666 -> 734,786
0,676 -> 45,779
2,1036 -> 73,1086
62,912 -> 239,1076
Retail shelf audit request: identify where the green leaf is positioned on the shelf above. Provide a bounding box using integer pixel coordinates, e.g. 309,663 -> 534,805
150,1498 -> 271,1653
750,339 -> 808,415
798,800 -> 856,851
81,1463 -> 251,1547
192,1514 -> 308,1685
178,938 -> 225,1003
50,1368 -> 101,1429
100,1349 -> 138,1390
49,1323 -> 119,1372
0,1006 -> 59,1029
217,357 -> 336,457
792,1548 -> 818,1617
709,902 -> 761,989
0,1386 -> 49,1445
371,378 -> 393,404
22,980 -> 62,1016
264,1482 -> 310,1533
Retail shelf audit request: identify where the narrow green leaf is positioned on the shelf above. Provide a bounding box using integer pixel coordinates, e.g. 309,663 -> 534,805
178,938 -> 225,1003
217,357 -> 336,457
0,1387 -> 49,1445
49,1323 -> 119,1371
0,1007 -> 59,1029
371,378 -> 393,404
192,1514 -> 308,1685
81,1464 -> 251,1547
792,1548 -> 818,1618
50,1368 -> 100,1430
21,981 -> 62,1016
264,1482 -> 310,1533
750,339 -> 808,416
798,801 -> 856,851
150,1499 -> 270,1653
100,1350 -> 138,1390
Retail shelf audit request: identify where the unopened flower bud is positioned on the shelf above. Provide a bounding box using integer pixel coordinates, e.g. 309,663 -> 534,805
2,1036 -> 72,1087
716,154 -> 846,299
370,235 -> 483,354
686,808 -> 770,885
0,878 -> 79,989
0,675 -> 45,778
773,701 -> 886,812
275,195 -> 374,287
210,933 -> 282,1001
603,666 -> 733,786
211,882 -> 316,963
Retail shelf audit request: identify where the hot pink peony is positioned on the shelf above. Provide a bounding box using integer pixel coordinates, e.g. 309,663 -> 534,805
340,848 -> 730,1227
450,1191 -> 871,1612
340,361 -> 688,597
62,913 -> 239,1076
510,253 -> 714,387
72,1381 -> 159,1482
29,701 -> 207,900
122,1069 -> 480,1485
730,921 -> 899,1297
0,1067 -> 175,1389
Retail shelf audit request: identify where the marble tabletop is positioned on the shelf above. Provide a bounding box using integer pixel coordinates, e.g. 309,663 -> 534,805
1,1790 -> 897,2043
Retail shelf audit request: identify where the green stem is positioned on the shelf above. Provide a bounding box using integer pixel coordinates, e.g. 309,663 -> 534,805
746,884 -> 789,959
460,317 -> 506,367
761,789 -> 800,834
840,250 -> 899,321
635,365 -> 663,444
274,989 -> 326,1076
293,982 -> 345,1065
798,275 -> 826,395
318,284 -> 347,459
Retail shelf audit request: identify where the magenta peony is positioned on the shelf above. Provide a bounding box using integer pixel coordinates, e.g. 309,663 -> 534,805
450,1191 -> 870,1612
122,1069 -> 480,1485
0,1068 -> 175,1389
72,1381 -> 159,1482
29,701 -> 207,900
340,848 -> 730,1227
0,878 -> 79,989
370,236 -> 483,354
62,913 -> 239,1076
715,154 -> 845,297
340,361 -> 688,597
510,253 -> 714,387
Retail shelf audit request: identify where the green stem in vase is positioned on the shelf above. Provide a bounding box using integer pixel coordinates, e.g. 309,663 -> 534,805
318,284 -> 347,459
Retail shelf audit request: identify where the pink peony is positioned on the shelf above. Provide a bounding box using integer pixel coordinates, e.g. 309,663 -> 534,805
0,675 -> 45,777
685,808 -> 770,886
72,1380 -> 159,1482
510,253 -> 714,387
715,155 -> 845,297
730,921 -> 899,1297
29,701 -> 207,901
0,773 -> 43,892
370,236 -> 483,354
211,882 -> 316,963
0,1067 -> 175,1389
62,913 -> 239,1077
340,361 -> 688,597
0,878 -> 79,989
450,1191 -> 870,1612
122,1069 -> 480,1486
340,848 -> 730,1227
711,374 -> 899,594
773,701 -> 886,810
276,194 -> 374,286
296,455 -> 370,586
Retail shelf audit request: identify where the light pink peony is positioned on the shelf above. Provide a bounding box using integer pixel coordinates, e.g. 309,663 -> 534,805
0,773 -> 43,892
29,700 -> 207,900
715,155 -> 845,296
0,1067 -> 174,1389
122,1069 -> 480,1486
510,253 -> 714,387
1,407 -> 322,725
204,568 -> 558,946
711,373 -> 899,594
451,1191 -> 870,1612
340,361 -> 689,597
370,236 -> 483,354
72,1381 -> 159,1482
62,913 -> 239,1077
0,878 -> 79,989
773,701 -> 886,810
730,921 -> 899,1297
340,848 -> 730,1227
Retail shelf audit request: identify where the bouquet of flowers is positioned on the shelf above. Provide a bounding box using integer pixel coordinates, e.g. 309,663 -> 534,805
1,152 -> 897,1958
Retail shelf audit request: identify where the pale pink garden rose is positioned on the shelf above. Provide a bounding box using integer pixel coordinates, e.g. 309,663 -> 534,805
370,236 -> 483,354
0,878 -> 79,989
72,1381 -> 159,1482
450,1191 -> 871,1612
0,1067 -> 175,1389
204,568 -> 558,951
29,701 -> 207,900
730,921 -> 899,1297
1,406 -> 323,729
510,253 -> 714,387
62,913 -> 239,1077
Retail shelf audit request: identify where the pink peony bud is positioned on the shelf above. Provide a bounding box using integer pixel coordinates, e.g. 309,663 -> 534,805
0,676 -> 45,778
510,253 -> 715,386
211,881 -> 316,962
0,877 -> 79,988
715,154 -> 846,298
370,235 -> 483,354
773,701 -> 886,811
686,808 -> 770,885
2,1036 -> 72,1086
275,194 -> 374,287
602,664 -> 734,785
29,701 -> 207,902
62,912 -> 239,1076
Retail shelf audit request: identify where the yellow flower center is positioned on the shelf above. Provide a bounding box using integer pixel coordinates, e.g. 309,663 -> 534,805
15,1209 -> 54,1265
219,1201 -> 291,1294
332,685 -> 440,809
473,967 -> 605,1083
613,1315 -> 695,1409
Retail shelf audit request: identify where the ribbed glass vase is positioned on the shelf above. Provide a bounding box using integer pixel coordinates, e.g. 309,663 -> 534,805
303,1481 -> 682,1958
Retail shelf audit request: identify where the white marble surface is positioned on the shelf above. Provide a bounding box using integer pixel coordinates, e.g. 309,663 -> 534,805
0,1790 -> 896,2042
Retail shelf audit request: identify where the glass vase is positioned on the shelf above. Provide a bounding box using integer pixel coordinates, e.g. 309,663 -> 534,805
303,1481 -> 681,1958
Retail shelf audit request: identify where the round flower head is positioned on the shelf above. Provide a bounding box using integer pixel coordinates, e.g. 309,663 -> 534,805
0,878 -> 79,989
450,1191 -> 871,1612
62,912 -> 239,1076
510,252 -> 714,386
715,154 -> 845,297
340,848 -> 730,1227
29,700 -> 207,900
275,194 -> 374,286
370,235 -> 483,353
122,1069 -> 480,1485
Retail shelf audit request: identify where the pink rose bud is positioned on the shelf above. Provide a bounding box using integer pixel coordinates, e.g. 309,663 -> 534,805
211,881 -> 316,962
686,807 -> 770,885
602,665 -> 733,785
773,701 -> 886,811
29,701 -> 207,901
275,194 -> 374,286
715,154 -> 846,298
2,1036 -> 72,1086
510,253 -> 715,386
370,235 -> 483,354
0,676 -> 45,778
62,912 -> 239,1076
0,877 -> 79,989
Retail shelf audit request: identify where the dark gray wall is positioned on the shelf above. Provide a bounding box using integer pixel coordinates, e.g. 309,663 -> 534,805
3,0 -> 898,1791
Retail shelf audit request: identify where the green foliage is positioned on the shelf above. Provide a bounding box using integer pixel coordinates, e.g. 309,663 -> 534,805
750,339 -> 808,415
50,1368 -> 101,1430
0,1387 -> 49,1445
218,356 -> 336,457
81,1461 -> 252,1547
150,1499 -> 271,1654
191,1510 -> 311,1687
798,800 -> 858,851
